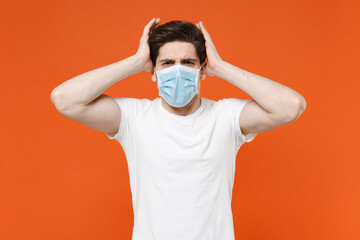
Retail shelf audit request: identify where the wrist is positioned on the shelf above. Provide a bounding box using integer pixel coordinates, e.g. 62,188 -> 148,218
213,59 -> 228,79
128,54 -> 145,74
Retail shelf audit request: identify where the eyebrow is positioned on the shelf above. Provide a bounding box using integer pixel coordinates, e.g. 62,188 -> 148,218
159,58 -> 197,63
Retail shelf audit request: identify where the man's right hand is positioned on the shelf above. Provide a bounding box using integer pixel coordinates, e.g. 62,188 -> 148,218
135,18 -> 160,72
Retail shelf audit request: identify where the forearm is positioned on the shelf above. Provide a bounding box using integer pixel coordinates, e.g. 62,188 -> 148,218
216,60 -> 306,118
51,54 -> 142,110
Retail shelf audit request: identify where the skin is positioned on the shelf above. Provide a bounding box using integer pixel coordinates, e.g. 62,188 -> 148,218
147,19 -> 307,138
51,18 -> 306,139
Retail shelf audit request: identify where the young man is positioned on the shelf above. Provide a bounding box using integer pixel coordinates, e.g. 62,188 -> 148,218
51,18 -> 306,240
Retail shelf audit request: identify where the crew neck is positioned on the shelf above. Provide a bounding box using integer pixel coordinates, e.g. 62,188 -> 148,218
157,97 -> 205,119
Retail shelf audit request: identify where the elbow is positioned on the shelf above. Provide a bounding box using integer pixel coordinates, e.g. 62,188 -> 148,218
286,96 -> 307,122
50,88 -> 58,105
50,88 -> 69,112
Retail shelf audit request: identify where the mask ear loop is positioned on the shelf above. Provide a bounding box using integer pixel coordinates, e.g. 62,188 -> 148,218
154,66 -> 158,76
198,61 -> 206,78
199,61 -> 206,70
195,61 -> 206,93
153,67 -> 161,87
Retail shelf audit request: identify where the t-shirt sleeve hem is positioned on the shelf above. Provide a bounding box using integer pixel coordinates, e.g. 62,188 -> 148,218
105,98 -> 125,142
234,99 -> 257,143
106,131 -> 120,140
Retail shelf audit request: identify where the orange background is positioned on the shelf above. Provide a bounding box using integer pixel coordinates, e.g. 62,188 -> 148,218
1,0 -> 359,239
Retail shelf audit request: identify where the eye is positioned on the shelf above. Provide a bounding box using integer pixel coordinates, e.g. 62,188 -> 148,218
184,61 -> 194,65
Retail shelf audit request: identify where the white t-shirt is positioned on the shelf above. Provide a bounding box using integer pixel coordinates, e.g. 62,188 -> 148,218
106,97 -> 257,240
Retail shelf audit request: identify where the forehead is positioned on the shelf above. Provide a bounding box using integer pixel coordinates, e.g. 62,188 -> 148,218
157,41 -> 199,62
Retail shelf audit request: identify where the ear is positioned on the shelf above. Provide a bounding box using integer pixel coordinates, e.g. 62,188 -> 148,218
200,62 -> 207,80
151,68 -> 157,82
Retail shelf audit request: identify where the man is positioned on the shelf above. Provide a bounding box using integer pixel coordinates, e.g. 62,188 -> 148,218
51,18 -> 306,240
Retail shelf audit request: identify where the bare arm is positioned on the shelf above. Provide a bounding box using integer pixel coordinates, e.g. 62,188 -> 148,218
51,55 -> 143,111
217,60 -> 306,136
196,21 -> 306,138
50,18 -> 160,136
215,60 -> 306,121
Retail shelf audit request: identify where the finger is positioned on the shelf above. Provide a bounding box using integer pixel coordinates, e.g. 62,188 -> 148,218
147,18 -> 157,28
152,18 -> 160,28
143,18 -> 157,34
151,18 -> 161,30
199,21 -> 209,35
141,18 -> 160,41
199,21 -> 213,43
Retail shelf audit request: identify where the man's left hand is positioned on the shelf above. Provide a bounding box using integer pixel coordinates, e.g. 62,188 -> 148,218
196,21 -> 224,77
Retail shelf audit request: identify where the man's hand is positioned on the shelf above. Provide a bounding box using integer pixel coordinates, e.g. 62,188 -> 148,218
195,21 -> 307,138
196,21 -> 224,77
135,18 -> 160,72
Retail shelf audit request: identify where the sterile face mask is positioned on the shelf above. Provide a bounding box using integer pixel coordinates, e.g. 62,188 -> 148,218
154,62 -> 205,108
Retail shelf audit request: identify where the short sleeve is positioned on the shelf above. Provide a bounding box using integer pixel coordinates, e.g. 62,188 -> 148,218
222,98 -> 257,147
105,97 -> 150,146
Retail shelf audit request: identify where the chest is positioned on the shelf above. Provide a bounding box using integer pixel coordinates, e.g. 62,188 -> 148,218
129,112 -> 236,173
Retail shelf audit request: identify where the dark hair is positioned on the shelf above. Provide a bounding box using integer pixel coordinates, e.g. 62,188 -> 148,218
148,20 -> 207,68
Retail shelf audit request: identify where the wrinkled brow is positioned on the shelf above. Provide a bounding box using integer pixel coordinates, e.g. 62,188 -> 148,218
159,58 -> 197,63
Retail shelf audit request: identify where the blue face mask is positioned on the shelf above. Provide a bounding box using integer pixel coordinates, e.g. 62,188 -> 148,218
154,62 -> 205,108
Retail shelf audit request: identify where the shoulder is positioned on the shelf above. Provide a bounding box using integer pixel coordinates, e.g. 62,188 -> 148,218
201,97 -> 216,106
200,97 -> 250,113
112,97 -> 154,110
112,97 -> 153,104
214,97 -> 251,112
218,97 -> 251,105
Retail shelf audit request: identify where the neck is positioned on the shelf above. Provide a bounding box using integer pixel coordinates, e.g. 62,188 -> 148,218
161,94 -> 201,116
